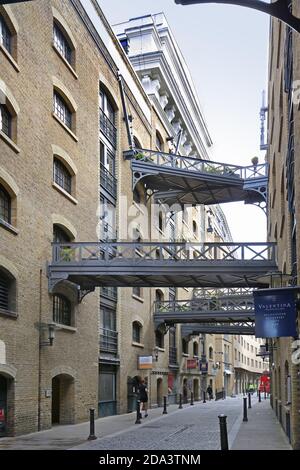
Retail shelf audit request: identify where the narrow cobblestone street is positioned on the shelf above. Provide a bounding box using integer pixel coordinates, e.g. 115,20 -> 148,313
0,396 -> 291,450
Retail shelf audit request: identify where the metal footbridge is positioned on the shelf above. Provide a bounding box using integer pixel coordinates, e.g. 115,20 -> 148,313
48,242 -> 278,295
124,149 -> 267,209
154,288 -> 256,336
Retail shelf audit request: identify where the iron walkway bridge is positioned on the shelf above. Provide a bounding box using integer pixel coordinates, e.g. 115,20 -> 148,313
181,322 -> 255,336
48,242 -> 278,296
124,149 -> 268,209
153,292 -> 255,329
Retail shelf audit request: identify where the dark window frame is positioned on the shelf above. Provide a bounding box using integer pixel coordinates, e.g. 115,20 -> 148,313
53,157 -> 72,194
0,184 -> 11,224
0,267 -> 15,314
53,294 -> 72,326
53,92 -> 72,129
0,14 -> 11,54
132,321 -> 142,343
0,104 -> 12,138
53,22 -> 72,65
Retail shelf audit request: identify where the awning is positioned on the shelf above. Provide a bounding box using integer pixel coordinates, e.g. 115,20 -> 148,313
224,369 -> 232,375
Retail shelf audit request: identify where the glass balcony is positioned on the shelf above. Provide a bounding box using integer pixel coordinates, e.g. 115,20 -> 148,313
100,109 -> 117,148
100,327 -> 118,354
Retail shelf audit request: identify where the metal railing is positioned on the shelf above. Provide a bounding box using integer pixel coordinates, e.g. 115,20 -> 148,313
99,327 -> 118,354
193,287 -> 255,298
100,163 -> 117,199
100,109 -> 117,147
124,148 -> 268,180
52,241 -> 277,264
154,296 -> 254,314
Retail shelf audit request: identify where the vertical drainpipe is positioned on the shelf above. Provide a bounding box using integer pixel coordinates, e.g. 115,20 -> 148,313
118,73 -> 134,150
38,268 -> 43,431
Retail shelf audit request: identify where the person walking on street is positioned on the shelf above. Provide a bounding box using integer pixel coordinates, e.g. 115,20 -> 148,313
139,378 -> 148,418
207,385 -> 213,400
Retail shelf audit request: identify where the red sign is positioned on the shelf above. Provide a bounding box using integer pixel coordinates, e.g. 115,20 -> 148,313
0,409 -> 5,421
259,374 -> 270,393
187,359 -> 198,369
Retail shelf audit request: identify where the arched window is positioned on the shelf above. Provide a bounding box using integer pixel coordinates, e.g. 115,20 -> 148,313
133,136 -> 142,149
53,157 -> 72,194
53,91 -> 72,129
193,220 -> 197,235
132,321 -> 142,343
53,21 -> 72,65
53,224 -> 71,243
0,183 -> 11,224
155,330 -> 164,349
182,338 -> 188,354
53,294 -> 71,326
0,266 -> 16,313
0,104 -> 12,138
0,14 -> 11,54
155,289 -> 164,303
133,286 -> 142,298
100,86 -> 117,148
193,342 -> 199,357
209,346 -> 213,359
156,131 -> 164,152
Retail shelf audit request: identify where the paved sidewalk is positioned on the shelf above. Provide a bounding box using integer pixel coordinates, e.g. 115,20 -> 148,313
231,399 -> 291,450
0,403 -> 184,450
0,396 -> 292,450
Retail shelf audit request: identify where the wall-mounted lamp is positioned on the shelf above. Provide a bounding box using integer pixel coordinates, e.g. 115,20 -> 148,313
153,346 -> 160,362
39,322 -> 56,347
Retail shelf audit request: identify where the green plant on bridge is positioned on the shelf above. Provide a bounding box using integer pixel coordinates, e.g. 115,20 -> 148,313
60,247 -> 75,262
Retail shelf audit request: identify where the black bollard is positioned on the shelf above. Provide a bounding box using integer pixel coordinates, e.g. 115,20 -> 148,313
190,392 -> 194,405
179,393 -> 183,409
203,391 -> 206,403
248,392 -> 252,409
218,414 -> 229,450
243,397 -> 248,422
135,399 -> 141,424
258,390 -> 261,403
163,395 -> 168,414
88,408 -> 97,440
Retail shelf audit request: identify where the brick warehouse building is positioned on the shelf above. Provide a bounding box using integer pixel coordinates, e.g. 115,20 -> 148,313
267,0 -> 300,449
0,0 -> 265,436
0,0 -> 161,435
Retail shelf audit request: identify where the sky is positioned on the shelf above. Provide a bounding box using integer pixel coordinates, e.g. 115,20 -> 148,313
99,0 -> 270,242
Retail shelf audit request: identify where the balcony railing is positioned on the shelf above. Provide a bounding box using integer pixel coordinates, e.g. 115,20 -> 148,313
100,163 -> 117,199
52,242 -> 277,264
99,327 -> 118,354
124,148 -> 268,180
100,109 -> 117,147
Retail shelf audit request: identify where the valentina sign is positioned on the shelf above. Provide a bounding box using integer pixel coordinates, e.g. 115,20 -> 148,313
253,288 -> 297,338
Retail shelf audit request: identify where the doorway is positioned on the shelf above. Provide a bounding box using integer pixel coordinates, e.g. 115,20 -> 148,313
51,374 -> 75,425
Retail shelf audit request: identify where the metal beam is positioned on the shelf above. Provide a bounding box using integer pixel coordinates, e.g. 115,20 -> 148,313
174,0 -> 300,34
181,323 -> 255,335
